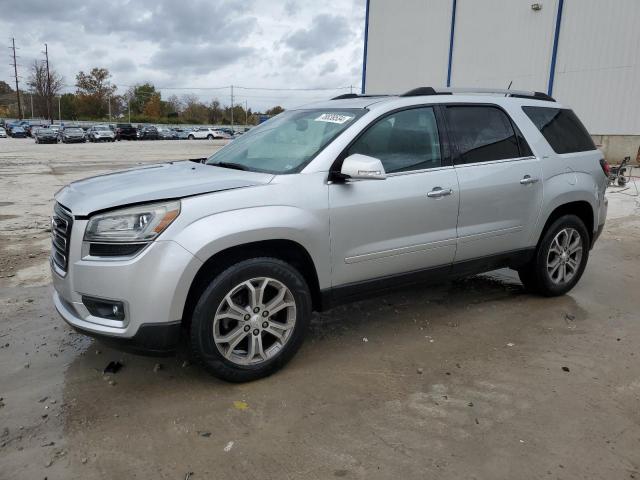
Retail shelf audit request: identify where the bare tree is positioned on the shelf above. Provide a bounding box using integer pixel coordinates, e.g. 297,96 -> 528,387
27,60 -> 63,119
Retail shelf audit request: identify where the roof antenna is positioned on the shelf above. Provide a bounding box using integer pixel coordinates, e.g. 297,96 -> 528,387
505,80 -> 513,96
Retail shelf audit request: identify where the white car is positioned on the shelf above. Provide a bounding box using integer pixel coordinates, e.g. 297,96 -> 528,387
187,127 -> 220,140
0,127 -> 7,138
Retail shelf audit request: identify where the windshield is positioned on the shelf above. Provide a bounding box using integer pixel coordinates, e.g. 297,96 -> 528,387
95,125 -> 110,130
66,128 -> 83,133
206,108 -> 365,174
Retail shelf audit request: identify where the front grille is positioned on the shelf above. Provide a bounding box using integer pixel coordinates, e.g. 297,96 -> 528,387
51,203 -> 73,273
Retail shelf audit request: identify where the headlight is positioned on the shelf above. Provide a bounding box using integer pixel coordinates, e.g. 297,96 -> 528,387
84,201 -> 180,243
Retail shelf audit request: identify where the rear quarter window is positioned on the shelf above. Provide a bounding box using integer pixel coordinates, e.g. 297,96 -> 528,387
522,106 -> 596,154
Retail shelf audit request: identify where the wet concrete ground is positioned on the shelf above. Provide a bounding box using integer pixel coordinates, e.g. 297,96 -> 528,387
1,138 -> 639,479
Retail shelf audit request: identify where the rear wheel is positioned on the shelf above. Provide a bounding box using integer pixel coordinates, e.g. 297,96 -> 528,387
188,134 -> 195,140
190,258 -> 311,382
518,215 -> 589,296
207,134 -> 213,140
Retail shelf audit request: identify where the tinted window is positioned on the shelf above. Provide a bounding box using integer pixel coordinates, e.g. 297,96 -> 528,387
347,107 -> 442,173
445,106 -> 520,164
522,107 -> 595,154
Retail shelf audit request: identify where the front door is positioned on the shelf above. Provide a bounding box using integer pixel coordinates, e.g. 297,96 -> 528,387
443,104 -> 543,262
329,106 -> 460,288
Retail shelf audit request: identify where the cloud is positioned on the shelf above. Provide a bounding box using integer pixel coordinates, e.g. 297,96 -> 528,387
283,14 -> 353,56
319,59 -> 338,76
110,58 -> 137,74
0,0 -> 365,111
283,1 -> 299,17
148,44 -> 255,75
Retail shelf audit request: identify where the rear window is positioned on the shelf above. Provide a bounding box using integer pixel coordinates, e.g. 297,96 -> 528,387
444,105 -> 521,164
522,107 -> 595,154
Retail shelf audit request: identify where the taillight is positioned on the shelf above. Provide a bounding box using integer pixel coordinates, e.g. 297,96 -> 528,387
599,158 -> 610,177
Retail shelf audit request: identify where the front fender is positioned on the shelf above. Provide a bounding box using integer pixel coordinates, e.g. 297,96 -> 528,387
171,205 -> 331,289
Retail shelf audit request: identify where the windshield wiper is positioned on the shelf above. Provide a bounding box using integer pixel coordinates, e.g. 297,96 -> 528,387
212,161 -> 249,171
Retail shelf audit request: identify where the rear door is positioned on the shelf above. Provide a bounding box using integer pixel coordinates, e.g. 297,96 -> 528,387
329,106 -> 460,288
444,104 -> 543,262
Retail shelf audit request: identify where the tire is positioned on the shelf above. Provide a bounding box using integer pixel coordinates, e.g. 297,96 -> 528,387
188,134 -> 195,140
190,257 -> 311,382
35,138 -> 39,144
207,134 -> 213,140
518,214 -> 590,296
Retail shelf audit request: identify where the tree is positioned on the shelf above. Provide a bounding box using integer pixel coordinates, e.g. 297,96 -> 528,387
59,93 -> 77,120
127,83 -> 158,115
265,106 -> 285,116
27,60 -> 64,119
165,94 -> 182,117
0,81 -> 13,94
143,93 -> 162,118
181,94 -> 208,123
75,68 -> 117,118
208,99 -> 223,124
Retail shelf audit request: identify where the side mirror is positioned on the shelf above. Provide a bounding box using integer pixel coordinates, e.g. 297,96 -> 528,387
340,154 -> 387,180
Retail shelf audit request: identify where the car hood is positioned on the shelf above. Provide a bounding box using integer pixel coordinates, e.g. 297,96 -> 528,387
55,160 -> 274,216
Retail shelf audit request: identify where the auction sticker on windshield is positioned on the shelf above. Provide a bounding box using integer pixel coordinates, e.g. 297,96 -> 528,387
315,113 -> 354,124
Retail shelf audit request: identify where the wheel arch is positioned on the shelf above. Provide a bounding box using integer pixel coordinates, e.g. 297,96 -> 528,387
181,239 -> 322,329
536,200 -> 595,248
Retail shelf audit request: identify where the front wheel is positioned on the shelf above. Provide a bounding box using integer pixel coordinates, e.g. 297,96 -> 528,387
518,215 -> 590,296
190,258 -> 311,382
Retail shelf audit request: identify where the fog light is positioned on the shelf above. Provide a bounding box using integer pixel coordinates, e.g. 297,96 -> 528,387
82,296 -> 126,321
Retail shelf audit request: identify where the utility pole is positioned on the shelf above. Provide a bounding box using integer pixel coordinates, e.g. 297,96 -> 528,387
128,98 -> 131,123
245,100 -> 248,126
30,94 -> 33,118
230,84 -> 234,129
58,96 -> 61,121
43,43 -> 52,121
10,38 -> 22,119
108,96 -> 111,122
350,85 -> 353,94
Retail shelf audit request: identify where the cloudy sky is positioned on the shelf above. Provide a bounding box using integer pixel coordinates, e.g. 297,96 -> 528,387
0,0 -> 366,110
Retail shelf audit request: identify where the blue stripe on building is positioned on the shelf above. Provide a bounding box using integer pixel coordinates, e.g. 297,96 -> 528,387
361,0 -> 371,94
446,0 -> 457,87
547,0 -> 565,95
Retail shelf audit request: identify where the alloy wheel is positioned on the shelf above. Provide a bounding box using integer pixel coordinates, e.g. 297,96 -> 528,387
213,277 -> 297,365
546,227 -> 583,285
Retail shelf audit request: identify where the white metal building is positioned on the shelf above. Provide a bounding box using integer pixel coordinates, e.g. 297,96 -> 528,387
362,0 -> 640,160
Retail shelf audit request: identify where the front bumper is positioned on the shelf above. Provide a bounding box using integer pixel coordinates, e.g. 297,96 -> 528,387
51,223 -> 203,354
55,292 -> 182,355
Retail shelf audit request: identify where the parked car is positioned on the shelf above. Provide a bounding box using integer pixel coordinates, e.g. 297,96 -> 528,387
218,127 -> 235,138
187,127 -> 219,140
9,126 -> 27,138
173,127 -> 192,140
156,126 -> 178,140
116,123 -> 137,141
50,87 -> 608,382
138,126 -> 160,140
87,125 -> 116,142
34,127 -> 58,144
58,126 -> 86,143
0,127 -> 6,138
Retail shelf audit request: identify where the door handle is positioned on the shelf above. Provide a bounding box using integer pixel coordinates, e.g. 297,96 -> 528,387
427,187 -> 453,198
520,175 -> 539,185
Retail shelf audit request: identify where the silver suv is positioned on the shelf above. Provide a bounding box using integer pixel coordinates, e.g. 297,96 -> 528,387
51,87 -> 608,382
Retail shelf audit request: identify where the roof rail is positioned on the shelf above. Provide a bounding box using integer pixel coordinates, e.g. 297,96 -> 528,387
400,87 -> 555,102
331,93 -> 360,100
